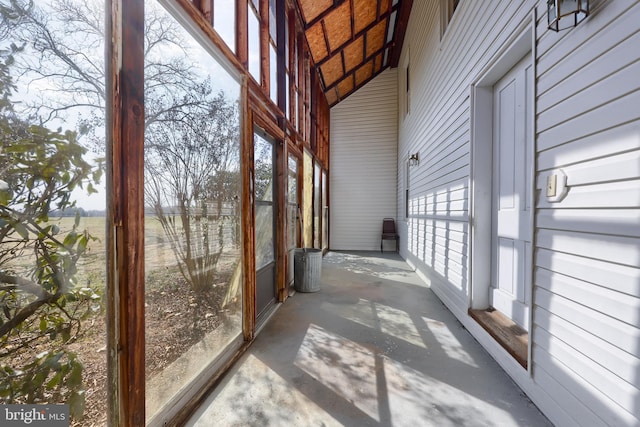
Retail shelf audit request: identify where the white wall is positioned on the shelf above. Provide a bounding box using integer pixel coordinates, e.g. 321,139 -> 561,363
330,69 -> 398,251
395,0 -> 640,426
532,0 -> 640,424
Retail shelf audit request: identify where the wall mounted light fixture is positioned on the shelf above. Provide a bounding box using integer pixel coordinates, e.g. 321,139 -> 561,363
547,0 -> 589,31
409,152 -> 419,167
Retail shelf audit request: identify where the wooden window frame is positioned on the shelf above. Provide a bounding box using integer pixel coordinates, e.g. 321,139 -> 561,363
107,0 -> 329,423
106,1 -> 145,425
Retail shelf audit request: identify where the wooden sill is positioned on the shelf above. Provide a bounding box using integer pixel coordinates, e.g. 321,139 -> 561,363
469,308 -> 528,369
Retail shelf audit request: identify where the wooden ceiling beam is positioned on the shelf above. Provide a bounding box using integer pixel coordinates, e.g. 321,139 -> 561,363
311,5 -> 398,69
296,0 -> 333,23
323,1 -> 352,51
303,4 -> 334,29
322,42 -> 389,92
319,18 -> 331,86
297,0 -> 412,105
327,63 -> 388,106
303,0 -> 353,30
350,0 -> 356,37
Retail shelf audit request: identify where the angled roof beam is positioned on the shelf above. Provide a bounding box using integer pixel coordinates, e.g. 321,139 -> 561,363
389,0 -> 412,68
312,5 -> 399,69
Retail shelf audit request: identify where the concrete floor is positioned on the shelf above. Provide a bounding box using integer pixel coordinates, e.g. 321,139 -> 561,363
187,251 -> 552,427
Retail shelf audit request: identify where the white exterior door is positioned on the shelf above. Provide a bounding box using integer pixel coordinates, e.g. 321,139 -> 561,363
490,55 -> 532,331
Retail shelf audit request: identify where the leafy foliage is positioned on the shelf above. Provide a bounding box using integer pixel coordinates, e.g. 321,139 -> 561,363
0,15 -> 100,420
145,79 -> 240,293
7,0 -> 241,298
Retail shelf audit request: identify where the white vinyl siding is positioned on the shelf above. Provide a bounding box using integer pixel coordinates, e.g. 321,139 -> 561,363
330,69 -> 398,250
532,0 -> 640,425
397,0 -> 536,309
395,0 -> 640,426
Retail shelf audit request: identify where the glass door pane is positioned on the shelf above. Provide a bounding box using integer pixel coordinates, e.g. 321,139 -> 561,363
287,155 -> 299,285
322,170 -> 328,251
313,163 -> 321,249
303,151 -> 313,248
254,130 -> 276,320
143,2 -> 242,422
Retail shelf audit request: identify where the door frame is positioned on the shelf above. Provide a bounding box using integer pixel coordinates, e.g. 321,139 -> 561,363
469,14 -> 536,372
490,53 -> 533,330
253,126 -> 278,325
286,151 -> 301,287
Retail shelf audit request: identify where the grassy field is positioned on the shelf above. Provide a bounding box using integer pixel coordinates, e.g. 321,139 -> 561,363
5,216 -> 186,286
5,214 -> 242,294
2,214 -> 242,425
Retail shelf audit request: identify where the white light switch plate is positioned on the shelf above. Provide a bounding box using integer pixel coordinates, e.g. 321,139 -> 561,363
546,169 -> 568,202
546,174 -> 557,197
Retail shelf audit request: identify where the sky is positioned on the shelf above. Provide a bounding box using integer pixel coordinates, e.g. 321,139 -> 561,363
8,0 -> 242,211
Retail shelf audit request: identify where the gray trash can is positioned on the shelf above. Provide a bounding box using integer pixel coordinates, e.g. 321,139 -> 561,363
294,248 -> 322,292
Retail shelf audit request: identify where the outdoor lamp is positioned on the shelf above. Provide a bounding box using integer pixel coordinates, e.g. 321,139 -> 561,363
409,152 -> 419,167
547,0 -> 589,31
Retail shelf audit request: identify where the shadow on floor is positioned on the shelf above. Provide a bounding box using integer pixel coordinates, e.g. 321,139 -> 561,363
186,251 -> 551,427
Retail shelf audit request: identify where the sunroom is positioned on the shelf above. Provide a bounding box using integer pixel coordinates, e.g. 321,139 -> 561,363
1,0 -> 639,426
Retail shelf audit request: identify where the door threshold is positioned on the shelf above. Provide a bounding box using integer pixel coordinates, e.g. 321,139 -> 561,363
469,308 -> 528,369
255,301 -> 280,336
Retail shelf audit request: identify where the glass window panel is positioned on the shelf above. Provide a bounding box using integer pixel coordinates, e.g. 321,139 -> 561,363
294,33 -> 298,84
295,91 -> 299,131
288,171 -> 297,205
248,6 -> 261,82
288,155 -> 298,173
287,158 -> 297,283
287,154 -> 298,252
254,133 -> 274,270
303,152 -> 313,248
254,134 -> 274,202
251,0 -> 260,13
287,204 -> 297,249
270,44 -> 277,104
285,13 -> 289,64
387,10 -> 397,43
214,0 -> 236,51
255,204 -> 274,270
322,170 -> 328,250
287,201 -> 296,285
0,1 -> 107,424
143,1 -> 242,422
269,0 -> 277,41
285,73 -> 290,119
313,163 -> 321,249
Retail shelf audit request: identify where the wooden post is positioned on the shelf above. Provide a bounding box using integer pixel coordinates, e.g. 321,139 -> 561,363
276,0 -> 287,113
310,73 -> 317,153
260,0 -> 270,92
275,132 -> 287,302
288,9 -> 296,124
237,0 -> 249,69
106,0 -> 145,425
304,52 -> 312,143
241,79 -> 255,340
195,0 -> 213,23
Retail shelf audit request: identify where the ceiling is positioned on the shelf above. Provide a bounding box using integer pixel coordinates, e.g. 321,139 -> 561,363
296,0 -> 413,107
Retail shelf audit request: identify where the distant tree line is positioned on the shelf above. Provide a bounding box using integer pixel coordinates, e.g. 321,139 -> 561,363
49,208 -> 105,218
